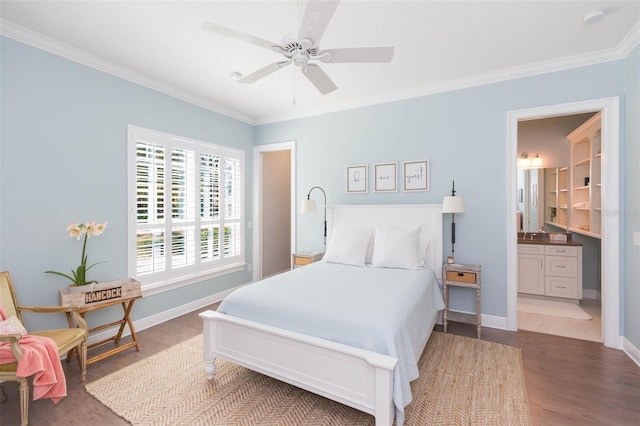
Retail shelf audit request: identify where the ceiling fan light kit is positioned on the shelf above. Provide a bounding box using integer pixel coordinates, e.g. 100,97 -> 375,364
202,0 -> 394,95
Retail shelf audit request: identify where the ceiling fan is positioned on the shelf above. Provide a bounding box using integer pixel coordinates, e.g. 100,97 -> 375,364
202,0 -> 394,95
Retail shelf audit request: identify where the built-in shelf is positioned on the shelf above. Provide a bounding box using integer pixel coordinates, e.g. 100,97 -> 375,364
568,112 -> 602,239
574,157 -> 590,167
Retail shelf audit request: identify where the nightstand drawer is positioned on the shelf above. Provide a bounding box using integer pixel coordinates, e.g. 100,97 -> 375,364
445,270 -> 477,284
292,252 -> 323,269
294,256 -> 313,266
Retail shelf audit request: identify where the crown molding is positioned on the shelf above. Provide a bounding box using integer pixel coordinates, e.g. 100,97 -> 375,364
257,23 -> 640,125
0,20 -> 255,125
2,18 -> 638,127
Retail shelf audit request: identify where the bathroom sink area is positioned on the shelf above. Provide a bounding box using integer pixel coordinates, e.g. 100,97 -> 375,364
517,232 -> 577,245
518,231 -> 546,242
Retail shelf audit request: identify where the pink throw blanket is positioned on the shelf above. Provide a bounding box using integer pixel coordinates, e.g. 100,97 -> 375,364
0,305 -> 67,402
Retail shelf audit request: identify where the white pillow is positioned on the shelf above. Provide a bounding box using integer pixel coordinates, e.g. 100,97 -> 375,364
419,237 -> 431,266
371,226 -> 422,269
322,227 -> 373,267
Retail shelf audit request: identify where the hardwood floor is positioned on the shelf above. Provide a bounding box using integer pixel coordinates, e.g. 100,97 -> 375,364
1,304 -> 639,425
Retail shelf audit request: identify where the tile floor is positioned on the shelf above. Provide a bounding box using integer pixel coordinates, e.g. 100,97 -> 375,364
518,297 -> 602,342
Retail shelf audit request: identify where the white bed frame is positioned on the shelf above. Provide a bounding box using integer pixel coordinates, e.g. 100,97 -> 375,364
200,204 -> 443,425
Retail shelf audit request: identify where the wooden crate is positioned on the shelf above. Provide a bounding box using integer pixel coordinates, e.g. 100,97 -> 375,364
59,278 -> 141,307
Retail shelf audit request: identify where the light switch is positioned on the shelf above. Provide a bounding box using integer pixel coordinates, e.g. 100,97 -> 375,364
634,231 -> 640,246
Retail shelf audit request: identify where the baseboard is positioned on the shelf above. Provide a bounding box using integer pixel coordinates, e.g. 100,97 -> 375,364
445,309 -> 508,331
582,289 -> 601,300
86,284 -> 244,346
622,337 -> 640,368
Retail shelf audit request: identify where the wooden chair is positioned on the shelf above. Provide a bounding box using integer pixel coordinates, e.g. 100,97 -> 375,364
0,271 -> 88,426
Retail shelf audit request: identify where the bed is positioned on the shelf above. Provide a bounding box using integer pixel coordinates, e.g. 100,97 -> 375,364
200,204 -> 444,425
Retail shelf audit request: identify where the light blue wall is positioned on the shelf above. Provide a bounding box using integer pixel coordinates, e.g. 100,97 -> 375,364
255,59 -> 630,321
624,46 -> 640,348
0,37 -> 254,330
2,35 -> 638,348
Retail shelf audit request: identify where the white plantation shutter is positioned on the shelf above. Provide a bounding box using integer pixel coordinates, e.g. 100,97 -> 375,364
135,142 -> 166,278
128,126 -> 244,288
223,157 -> 242,263
200,153 -> 221,264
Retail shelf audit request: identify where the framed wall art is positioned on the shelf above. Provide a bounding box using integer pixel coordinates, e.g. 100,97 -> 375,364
346,164 -> 368,193
403,160 -> 429,191
374,162 -> 397,192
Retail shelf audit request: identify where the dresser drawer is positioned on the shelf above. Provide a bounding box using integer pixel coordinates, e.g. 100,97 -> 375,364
545,276 -> 578,299
545,245 -> 578,256
518,244 -> 545,255
545,256 -> 578,278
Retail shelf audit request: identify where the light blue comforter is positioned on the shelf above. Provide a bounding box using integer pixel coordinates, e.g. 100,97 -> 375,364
218,262 -> 445,425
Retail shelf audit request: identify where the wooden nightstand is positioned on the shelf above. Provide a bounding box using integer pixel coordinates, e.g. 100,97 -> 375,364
442,263 -> 482,338
292,252 -> 323,269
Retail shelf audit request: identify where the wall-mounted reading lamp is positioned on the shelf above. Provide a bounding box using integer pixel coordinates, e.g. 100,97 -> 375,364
300,186 -> 327,249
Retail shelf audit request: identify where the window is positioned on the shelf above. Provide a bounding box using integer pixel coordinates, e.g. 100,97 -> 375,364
128,126 -> 244,291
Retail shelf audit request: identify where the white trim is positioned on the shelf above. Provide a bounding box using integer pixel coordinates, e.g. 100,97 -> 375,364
140,264 -> 245,298
127,125 -> 246,291
622,337 -> 640,368
446,309 -> 508,331
479,313 -> 508,331
2,19 -> 638,126
506,97 -> 620,349
85,283 -> 247,346
257,24 -> 640,125
582,289 -> 601,301
252,141 -> 296,282
88,285 -> 640,367
0,20 -> 254,125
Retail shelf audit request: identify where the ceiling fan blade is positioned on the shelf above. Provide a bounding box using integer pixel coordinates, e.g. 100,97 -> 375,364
302,64 -> 337,95
321,47 -> 394,63
299,0 -> 340,47
202,21 -> 277,51
238,61 -> 290,84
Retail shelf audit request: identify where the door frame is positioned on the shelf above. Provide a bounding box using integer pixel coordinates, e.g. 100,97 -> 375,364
506,97 -> 620,348
253,141 -> 297,282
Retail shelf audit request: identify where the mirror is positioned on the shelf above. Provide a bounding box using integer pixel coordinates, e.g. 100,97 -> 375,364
516,167 -> 546,232
517,166 -> 569,233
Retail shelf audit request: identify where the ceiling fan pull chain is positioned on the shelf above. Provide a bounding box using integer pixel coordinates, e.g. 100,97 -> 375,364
293,65 -> 297,106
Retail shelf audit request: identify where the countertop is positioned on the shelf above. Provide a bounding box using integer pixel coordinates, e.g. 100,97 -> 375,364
517,238 -> 583,246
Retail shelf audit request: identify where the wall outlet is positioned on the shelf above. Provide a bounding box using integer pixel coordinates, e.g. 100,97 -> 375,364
634,231 -> 640,247
247,263 -> 253,272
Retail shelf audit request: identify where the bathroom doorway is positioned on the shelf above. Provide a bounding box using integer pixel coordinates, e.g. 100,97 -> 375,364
506,97 -> 620,349
517,113 -> 602,342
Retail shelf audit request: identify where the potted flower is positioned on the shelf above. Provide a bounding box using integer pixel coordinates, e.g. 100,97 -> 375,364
46,221 -> 108,287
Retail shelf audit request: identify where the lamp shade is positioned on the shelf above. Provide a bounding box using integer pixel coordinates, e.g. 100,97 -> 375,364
300,198 -> 318,214
442,196 -> 465,214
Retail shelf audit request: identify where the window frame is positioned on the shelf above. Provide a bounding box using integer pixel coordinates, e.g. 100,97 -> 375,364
127,125 -> 245,296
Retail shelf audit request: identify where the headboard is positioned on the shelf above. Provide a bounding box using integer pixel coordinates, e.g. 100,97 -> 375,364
326,204 -> 443,280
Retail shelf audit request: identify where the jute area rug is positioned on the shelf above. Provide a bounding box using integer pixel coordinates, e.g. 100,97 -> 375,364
86,332 -> 531,425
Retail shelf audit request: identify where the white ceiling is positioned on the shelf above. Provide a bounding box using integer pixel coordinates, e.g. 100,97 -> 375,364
1,1 -> 639,124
